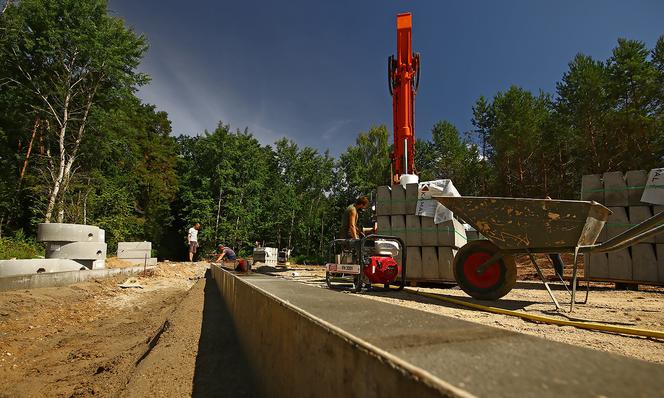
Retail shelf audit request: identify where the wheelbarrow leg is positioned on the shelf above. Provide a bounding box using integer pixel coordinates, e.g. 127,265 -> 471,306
526,251 -> 561,311
570,247 -> 589,311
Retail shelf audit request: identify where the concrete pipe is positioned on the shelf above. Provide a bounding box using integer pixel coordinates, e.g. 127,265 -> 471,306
37,223 -> 102,243
45,242 -> 107,260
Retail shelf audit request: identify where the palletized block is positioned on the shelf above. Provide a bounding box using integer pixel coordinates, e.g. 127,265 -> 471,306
657,244 -> 664,282
405,183 -> 419,215
376,186 -> 392,216
632,244 -> 658,282
581,174 -> 603,202
405,246 -> 422,280
608,249 -> 632,280
584,253 -> 609,279
629,206 -> 654,243
604,207 -> 629,242
405,215 -> 421,246
654,206 -> 664,244
420,216 -> 437,246
391,185 -> 406,215
390,216 -> 406,242
421,247 -> 438,279
437,247 -> 456,280
625,170 -> 648,206
437,218 -> 467,248
377,216 -> 391,236
603,171 -> 628,207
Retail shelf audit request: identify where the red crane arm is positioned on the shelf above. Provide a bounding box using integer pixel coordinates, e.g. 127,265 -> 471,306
388,12 -> 420,185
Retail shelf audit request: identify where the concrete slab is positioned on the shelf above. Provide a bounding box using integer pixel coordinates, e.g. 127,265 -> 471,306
437,218 -> 466,248
654,206 -> 664,243
608,249 -> 632,280
391,185 -> 406,215
75,259 -> 106,270
118,241 -> 152,251
604,206 -> 629,242
405,183 -> 419,215
406,215 -> 422,246
584,253 -> 609,279
405,246 -> 422,280
632,244 -> 658,282
657,244 -> 664,282
377,216 -> 391,235
437,247 -> 456,280
376,186 -> 392,216
625,170 -> 648,205
45,241 -> 107,260
420,216 -> 437,246
580,174 -> 603,202
0,258 -> 85,278
629,206 -> 654,243
390,215 -> 406,242
421,247 -> 438,279
214,269 -> 664,398
603,171 -> 628,207
37,223 -> 101,242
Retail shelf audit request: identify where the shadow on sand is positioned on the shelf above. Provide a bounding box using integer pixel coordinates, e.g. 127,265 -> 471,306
192,271 -> 264,398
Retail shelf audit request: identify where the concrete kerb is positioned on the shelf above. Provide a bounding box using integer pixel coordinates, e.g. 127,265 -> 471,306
211,266 -> 473,398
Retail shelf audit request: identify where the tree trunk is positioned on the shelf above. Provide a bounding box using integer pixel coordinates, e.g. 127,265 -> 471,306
18,117 -> 40,188
214,186 -> 223,241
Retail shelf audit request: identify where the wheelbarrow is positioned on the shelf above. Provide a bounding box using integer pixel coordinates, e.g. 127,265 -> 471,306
433,196 -> 664,311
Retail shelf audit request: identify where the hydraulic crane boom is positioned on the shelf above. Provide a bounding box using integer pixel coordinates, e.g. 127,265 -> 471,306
388,12 -> 420,185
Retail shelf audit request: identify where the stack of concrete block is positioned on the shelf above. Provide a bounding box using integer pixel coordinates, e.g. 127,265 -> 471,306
253,247 -> 278,266
38,223 -> 107,270
581,171 -> 664,284
117,242 -> 157,266
377,184 -> 467,283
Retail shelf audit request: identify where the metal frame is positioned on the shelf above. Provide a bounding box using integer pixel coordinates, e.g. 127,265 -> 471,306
471,211 -> 664,311
327,234 -> 407,292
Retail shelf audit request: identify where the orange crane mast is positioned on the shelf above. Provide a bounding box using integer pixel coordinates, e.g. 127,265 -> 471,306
388,12 -> 420,185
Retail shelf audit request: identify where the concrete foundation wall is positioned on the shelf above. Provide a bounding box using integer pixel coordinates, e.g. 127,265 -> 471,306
210,267 -> 464,398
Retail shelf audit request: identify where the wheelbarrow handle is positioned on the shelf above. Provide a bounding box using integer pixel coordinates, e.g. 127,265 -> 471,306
587,210 -> 664,253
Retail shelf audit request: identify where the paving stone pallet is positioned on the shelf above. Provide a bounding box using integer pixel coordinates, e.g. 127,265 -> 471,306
377,184 -> 467,283
581,171 -> 664,284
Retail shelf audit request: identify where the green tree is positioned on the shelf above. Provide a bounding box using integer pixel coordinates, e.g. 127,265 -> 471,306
0,0 -> 147,222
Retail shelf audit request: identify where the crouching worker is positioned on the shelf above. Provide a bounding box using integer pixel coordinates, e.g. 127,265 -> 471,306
214,244 -> 237,263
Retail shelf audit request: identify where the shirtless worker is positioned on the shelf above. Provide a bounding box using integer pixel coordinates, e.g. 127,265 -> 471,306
339,196 -> 376,239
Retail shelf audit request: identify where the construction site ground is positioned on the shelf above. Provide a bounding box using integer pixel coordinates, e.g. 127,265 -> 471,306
263,256 -> 664,364
0,262 -> 260,398
0,258 -> 662,397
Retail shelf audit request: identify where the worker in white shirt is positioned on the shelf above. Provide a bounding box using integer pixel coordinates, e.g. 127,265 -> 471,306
188,222 -> 201,262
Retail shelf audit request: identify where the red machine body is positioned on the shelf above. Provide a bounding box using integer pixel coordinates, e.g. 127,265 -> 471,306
363,256 -> 401,284
388,12 -> 420,185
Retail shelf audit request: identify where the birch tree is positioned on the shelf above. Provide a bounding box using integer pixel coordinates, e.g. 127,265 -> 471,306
0,0 -> 147,222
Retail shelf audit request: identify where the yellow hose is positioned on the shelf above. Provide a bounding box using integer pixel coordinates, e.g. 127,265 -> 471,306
403,287 -> 664,340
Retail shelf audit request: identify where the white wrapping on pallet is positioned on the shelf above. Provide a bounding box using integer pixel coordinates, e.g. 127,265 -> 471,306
641,168 -> 664,205
414,179 -> 460,224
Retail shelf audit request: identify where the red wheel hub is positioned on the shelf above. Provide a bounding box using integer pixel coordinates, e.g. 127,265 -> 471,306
463,252 -> 501,289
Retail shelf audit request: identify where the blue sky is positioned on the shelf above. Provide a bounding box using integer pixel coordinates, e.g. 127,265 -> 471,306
109,0 -> 664,155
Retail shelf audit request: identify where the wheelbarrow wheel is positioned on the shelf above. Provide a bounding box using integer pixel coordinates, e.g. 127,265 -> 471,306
453,240 -> 516,301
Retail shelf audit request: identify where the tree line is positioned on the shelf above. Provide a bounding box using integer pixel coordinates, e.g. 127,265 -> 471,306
1,0 -> 662,262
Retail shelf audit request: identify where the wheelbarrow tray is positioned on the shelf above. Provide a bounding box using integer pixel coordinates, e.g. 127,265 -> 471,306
433,196 -> 611,251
